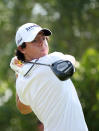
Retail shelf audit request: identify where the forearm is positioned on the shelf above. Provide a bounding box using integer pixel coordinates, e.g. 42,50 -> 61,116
10,57 -> 32,114
16,93 -> 32,114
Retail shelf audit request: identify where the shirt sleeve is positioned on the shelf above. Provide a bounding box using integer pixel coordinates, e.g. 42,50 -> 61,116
49,52 -> 75,65
16,75 -> 30,106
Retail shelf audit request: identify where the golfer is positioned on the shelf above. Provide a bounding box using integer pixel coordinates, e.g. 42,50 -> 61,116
10,23 -> 88,131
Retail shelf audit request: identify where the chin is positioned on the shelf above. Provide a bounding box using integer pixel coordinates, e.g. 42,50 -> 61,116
41,52 -> 48,57
41,53 -> 47,57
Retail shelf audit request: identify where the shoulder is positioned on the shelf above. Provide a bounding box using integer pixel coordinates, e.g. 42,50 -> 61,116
48,52 -> 66,62
49,51 -> 64,57
49,52 -> 76,66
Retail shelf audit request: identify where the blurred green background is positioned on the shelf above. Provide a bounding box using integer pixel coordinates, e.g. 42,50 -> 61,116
0,0 -> 99,131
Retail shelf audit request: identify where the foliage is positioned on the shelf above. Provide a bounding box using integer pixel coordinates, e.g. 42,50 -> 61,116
73,48 -> 99,131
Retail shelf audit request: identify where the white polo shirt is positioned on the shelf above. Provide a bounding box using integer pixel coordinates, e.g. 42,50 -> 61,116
16,52 -> 88,131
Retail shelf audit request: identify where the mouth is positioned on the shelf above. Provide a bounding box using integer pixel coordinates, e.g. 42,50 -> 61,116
40,48 -> 48,56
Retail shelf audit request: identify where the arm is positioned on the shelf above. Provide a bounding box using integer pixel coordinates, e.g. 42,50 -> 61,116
16,93 -> 32,115
10,57 -> 32,114
65,55 -> 76,67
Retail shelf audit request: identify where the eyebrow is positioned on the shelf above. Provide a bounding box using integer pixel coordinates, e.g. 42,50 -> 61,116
37,31 -> 45,37
35,33 -> 45,39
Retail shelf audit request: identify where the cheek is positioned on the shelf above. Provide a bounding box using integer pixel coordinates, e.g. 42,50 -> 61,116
26,46 -> 34,56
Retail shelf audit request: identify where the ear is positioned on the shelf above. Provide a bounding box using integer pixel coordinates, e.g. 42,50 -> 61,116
18,46 -> 25,54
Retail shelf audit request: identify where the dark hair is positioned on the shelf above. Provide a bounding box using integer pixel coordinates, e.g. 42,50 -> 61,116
16,42 -> 26,61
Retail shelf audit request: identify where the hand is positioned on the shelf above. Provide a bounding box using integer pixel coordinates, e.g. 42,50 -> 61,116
14,57 -> 23,67
10,56 -> 23,74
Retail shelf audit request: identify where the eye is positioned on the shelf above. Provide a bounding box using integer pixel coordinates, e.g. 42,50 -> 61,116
42,36 -> 46,40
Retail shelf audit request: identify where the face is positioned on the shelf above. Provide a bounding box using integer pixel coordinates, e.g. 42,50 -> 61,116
19,32 -> 49,61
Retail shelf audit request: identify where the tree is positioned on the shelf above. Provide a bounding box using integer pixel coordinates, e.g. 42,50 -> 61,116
73,48 -> 99,131
0,0 -> 99,130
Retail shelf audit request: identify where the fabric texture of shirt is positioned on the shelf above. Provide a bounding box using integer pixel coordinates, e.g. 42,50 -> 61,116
16,52 -> 88,131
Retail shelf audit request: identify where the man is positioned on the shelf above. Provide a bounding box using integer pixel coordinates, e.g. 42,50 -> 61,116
10,23 -> 88,131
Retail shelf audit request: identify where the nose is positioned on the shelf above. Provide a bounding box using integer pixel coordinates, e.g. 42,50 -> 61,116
38,37 -> 44,46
